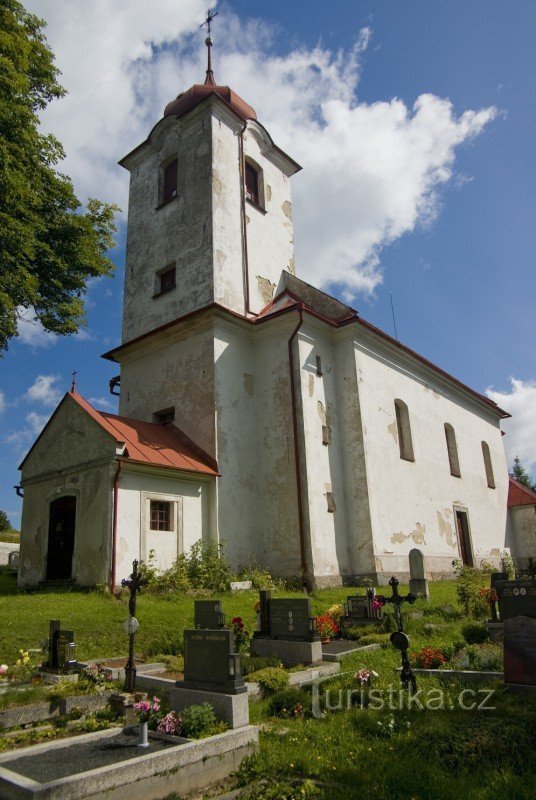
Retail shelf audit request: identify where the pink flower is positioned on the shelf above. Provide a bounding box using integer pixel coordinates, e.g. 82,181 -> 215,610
371,597 -> 384,610
157,711 -> 182,736
0,665 -> 8,675
134,700 -> 151,713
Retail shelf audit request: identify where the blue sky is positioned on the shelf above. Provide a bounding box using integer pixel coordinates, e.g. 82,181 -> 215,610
1,0 -> 535,527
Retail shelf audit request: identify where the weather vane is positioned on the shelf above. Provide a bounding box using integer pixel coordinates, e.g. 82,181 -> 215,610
201,7 -> 218,84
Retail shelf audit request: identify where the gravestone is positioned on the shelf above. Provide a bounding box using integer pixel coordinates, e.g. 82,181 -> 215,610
177,629 -> 246,694
409,548 -> 429,599
340,588 -> 383,632
490,571 -> 508,590
8,551 -> 19,572
251,591 -> 321,666
495,580 -> 536,621
41,620 -> 76,676
194,600 -> 225,629
503,616 -> 536,689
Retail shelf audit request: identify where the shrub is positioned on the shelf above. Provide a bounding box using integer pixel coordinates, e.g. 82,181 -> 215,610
181,702 -> 224,738
241,655 -> 282,676
462,623 -> 490,645
412,646 -> 448,669
454,566 -> 489,618
267,687 -> 308,718
449,643 -> 502,672
236,560 -> 276,589
359,633 -> 390,646
248,667 -> 289,696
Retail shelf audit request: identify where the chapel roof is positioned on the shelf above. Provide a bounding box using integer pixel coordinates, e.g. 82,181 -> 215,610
19,392 -> 219,477
508,476 -> 536,508
164,72 -> 257,122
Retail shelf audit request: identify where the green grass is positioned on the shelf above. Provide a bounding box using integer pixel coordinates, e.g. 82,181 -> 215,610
0,530 -> 19,543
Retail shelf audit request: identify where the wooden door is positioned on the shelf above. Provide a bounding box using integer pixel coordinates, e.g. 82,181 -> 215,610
455,510 -> 473,567
46,496 -> 76,580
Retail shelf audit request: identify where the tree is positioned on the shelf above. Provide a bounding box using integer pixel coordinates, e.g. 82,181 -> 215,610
511,456 -> 536,492
0,1 -> 118,353
0,511 -> 13,532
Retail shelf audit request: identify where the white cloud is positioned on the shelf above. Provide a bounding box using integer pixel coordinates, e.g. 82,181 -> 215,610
89,396 -> 117,412
26,411 -> 50,436
486,378 -> 536,475
25,3 -> 497,298
16,308 -> 57,349
0,391 -> 5,414
25,375 -> 63,407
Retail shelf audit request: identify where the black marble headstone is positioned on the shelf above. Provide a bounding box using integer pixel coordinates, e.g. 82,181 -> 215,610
177,629 -> 246,694
268,598 -> 316,640
504,616 -> 536,686
496,580 -> 536,620
194,600 -> 225,629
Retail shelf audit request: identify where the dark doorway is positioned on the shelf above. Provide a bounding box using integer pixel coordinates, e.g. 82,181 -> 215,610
455,510 -> 473,567
46,496 -> 76,580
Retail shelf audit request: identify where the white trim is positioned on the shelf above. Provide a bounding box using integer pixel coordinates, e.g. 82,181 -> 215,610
140,491 -> 184,566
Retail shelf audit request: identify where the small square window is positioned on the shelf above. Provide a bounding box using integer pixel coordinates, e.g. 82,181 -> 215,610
150,500 -> 172,531
159,267 -> 176,295
154,407 -> 175,425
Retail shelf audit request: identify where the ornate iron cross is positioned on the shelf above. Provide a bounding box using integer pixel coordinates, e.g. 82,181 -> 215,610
378,576 -> 418,691
121,559 -> 148,692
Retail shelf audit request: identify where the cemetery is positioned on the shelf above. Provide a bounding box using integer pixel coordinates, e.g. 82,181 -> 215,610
0,555 -> 536,800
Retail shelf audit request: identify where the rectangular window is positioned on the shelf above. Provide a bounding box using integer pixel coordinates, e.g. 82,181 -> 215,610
159,266 -> 176,294
163,159 -> 178,203
245,162 -> 259,206
150,500 -> 172,531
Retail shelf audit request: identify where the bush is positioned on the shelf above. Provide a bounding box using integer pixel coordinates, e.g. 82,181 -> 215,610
344,624 -> 382,641
181,702 -> 224,738
449,643 -> 502,672
462,623 -> 490,645
412,646 -> 448,669
235,560 -> 277,589
248,667 -> 289,696
241,655 -> 282,676
454,566 -> 489,618
267,687 -> 308,718
359,633 -> 391,646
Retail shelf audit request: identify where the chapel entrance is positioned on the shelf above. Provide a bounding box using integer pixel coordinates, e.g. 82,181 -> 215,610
455,510 -> 473,567
46,496 -> 76,580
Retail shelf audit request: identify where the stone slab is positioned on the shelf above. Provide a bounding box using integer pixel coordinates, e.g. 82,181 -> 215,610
77,661 -> 165,681
246,662 -> 340,699
250,637 -> 323,667
0,693 -> 113,732
321,642 -> 381,662
0,725 -> 259,800
230,581 -> 253,591
136,674 -> 250,729
38,672 -> 78,685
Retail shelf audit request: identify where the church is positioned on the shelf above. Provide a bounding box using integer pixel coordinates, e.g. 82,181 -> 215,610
18,39 -> 526,589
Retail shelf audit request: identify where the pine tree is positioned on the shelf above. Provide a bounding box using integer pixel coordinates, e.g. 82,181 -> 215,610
511,456 -> 536,492
0,511 -> 13,532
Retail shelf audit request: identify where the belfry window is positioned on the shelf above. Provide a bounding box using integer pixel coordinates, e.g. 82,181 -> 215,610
162,159 -> 178,204
394,399 -> 415,462
245,160 -> 261,207
156,265 -> 176,295
481,441 -> 495,488
444,423 -> 461,477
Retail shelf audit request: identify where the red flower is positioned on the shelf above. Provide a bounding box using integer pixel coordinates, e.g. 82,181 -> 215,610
232,617 -> 244,630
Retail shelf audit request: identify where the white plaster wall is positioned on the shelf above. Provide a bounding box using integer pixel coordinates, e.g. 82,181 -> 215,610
353,330 -> 509,578
117,321 -> 216,458
115,467 -> 212,583
507,505 -> 536,569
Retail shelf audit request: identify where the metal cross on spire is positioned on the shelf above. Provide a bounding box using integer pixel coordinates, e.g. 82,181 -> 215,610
70,370 -> 78,393
201,7 -> 218,85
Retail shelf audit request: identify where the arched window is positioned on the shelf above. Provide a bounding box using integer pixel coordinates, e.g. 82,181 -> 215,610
481,441 -> 495,488
162,158 -> 178,204
394,399 -> 414,461
444,423 -> 461,477
245,159 -> 263,208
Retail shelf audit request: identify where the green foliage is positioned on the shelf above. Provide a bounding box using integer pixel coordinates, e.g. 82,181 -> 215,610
453,565 -> 488,618
0,1 -> 118,352
0,511 -> 13,532
449,642 -> 503,671
267,687 -> 308,718
236,560 -> 278,589
242,655 -> 283,676
461,623 -> 490,645
248,667 -> 289,696
246,778 -> 320,799
0,529 -> 19,543
143,540 -> 235,594
180,702 -> 224,739
358,633 -> 391,646
512,456 -> 536,492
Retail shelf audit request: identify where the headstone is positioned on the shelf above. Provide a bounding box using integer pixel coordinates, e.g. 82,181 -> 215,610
194,600 -> 225,629
177,629 -> 246,694
496,580 -> 536,621
45,620 -> 61,669
409,548 -> 429,599
42,620 -> 76,673
504,616 -> 536,688
490,571 -> 508,590
250,592 -> 321,666
8,551 -> 19,571
340,588 -> 383,632
268,598 -> 315,640
258,590 -> 271,636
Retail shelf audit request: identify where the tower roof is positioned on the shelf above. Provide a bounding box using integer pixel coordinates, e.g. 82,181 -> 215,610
164,74 -> 257,122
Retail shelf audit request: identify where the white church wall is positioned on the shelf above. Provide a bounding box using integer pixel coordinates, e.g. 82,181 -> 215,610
353,330 -> 509,578
120,107 -> 214,344
507,505 -> 536,570
296,323 -> 353,586
115,467 -> 211,581
18,462 -> 113,587
118,321 -> 216,458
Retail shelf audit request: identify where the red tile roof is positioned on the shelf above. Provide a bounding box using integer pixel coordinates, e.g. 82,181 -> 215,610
71,393 -> 218,475
508,476 -> 536,508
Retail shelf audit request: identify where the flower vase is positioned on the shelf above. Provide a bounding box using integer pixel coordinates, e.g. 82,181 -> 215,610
138,721 -> 149,748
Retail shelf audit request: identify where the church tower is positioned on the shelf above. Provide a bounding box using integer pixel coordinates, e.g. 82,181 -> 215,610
118,31 -> 301,345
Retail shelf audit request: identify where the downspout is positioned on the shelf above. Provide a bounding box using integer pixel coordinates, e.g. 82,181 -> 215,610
110,459 -> 123,592
288,304 -> 309,590
239,120 -> 252,316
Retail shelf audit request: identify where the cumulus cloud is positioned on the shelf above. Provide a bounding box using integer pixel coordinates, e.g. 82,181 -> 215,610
487,378 -> 536,475
26,411 -> 50,436
25,2 -> 497,297
89,396 -> 117,412
25,375 -> 63,407
16,308 -> 57,348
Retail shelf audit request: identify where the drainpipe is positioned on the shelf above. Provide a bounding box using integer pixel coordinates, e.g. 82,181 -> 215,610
288,304 -> 309,591
110,459 -> 123,592
239,121 -> 252,316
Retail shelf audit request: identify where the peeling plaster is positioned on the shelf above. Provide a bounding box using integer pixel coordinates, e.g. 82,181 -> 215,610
282,200 -> 292,219
265,185 -> 272,201
437,510 -> 457,548
387,421 -> 398,443
256,275 -> 276,305
308,374 -> 315,398
317,401 -> 326,424
390,522 -> 426,546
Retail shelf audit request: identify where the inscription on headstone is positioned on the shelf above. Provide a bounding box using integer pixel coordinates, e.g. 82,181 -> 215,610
268,598 -> 314,640
179,629 -> 246,694
409,548 -> 429,599
504,616 -> 536,687
496,580 -> 536,620
194,599 -> 225,629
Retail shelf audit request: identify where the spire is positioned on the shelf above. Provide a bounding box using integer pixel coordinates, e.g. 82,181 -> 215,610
70,370 -> 78,393
200,7 -> 218,85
